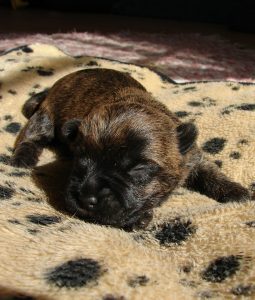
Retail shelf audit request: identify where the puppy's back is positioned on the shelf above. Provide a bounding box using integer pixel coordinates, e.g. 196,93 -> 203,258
43,68 -> 146,121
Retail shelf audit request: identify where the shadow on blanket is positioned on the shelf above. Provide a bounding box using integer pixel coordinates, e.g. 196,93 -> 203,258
32,160 -> 72,216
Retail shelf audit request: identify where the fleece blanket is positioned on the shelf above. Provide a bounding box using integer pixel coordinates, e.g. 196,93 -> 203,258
0,44 -> 254,300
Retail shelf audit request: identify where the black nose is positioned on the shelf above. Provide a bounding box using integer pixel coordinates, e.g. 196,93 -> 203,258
79,195 -> 98,211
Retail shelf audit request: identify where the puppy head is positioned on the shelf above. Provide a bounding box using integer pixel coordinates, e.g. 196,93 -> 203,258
62,103 -> 197,228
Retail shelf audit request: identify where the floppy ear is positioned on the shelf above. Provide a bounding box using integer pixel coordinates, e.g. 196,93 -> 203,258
62,119 -> 81,141
176,122 -> 197,155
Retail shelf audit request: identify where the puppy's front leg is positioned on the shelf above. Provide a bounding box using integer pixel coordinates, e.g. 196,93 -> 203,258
185,161 -> 250,203
11,110 -> 54,168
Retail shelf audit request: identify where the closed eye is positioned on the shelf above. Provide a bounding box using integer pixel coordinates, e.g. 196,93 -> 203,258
128,160 -> 160,184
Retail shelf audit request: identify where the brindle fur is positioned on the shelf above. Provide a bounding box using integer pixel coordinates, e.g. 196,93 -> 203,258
11,69 -> 251,229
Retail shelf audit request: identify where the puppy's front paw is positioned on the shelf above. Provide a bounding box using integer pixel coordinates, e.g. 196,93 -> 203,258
10,143 -> 39,168
220,182 -> 251,203
10,155 -> 36,168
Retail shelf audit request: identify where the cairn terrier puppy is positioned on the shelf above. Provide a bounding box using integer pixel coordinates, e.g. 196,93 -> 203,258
11,68 -> 251,229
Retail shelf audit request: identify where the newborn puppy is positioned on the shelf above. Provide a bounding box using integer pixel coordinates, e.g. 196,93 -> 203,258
11,68 -> 251,229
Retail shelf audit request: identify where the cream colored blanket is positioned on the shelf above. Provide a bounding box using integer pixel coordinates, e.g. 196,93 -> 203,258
0,44 -> 255,300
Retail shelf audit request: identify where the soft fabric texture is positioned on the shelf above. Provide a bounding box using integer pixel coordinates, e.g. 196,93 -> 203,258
0,44 -> 254,300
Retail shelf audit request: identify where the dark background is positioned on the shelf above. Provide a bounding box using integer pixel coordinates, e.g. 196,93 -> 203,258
0,0 -> 254,51
1,0 -> 255,32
